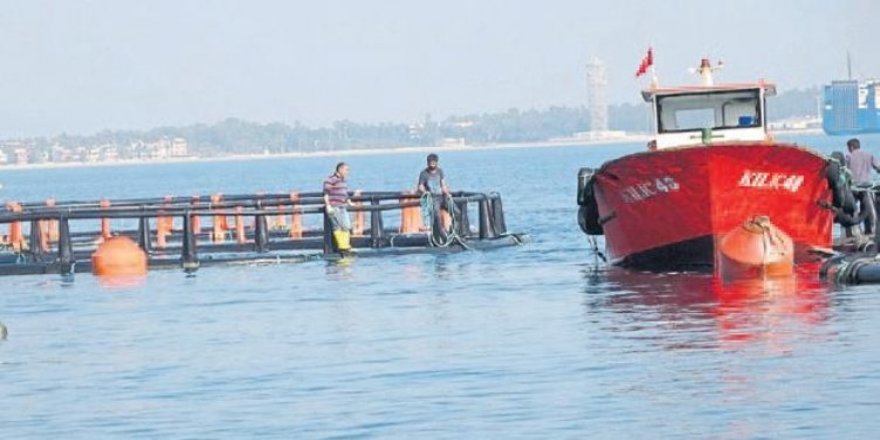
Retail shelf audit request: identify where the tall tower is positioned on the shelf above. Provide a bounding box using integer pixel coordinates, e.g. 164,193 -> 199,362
585,58 -> 609,132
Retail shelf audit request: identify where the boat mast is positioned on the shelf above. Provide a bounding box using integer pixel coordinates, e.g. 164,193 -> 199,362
696,58 -> 723,86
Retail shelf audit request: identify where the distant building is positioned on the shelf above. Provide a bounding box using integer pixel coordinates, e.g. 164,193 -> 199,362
769,117 -> 822,132
571,130 -> 627,141
170,138 -> 188,157
586,58 -> 609,132
13,148 -> 28,165
137,137 -> 190,159
50,145 -> 74,162
438,137 -> 466,147
99,144 -> 119,161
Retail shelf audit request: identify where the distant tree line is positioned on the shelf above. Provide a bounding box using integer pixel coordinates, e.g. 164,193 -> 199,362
16,87 -> 820,157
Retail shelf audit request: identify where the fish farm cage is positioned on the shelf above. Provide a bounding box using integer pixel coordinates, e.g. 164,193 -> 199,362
0,190 -> 525,276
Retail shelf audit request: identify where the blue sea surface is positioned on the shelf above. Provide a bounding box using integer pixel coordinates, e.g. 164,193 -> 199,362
2,134 -> 880,438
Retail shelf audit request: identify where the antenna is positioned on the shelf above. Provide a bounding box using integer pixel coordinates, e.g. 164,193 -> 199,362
847,51 -> 852,80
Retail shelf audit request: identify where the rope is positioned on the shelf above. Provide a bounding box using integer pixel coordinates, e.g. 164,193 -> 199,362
420,192 -> 469,249
587,235 -> 606,263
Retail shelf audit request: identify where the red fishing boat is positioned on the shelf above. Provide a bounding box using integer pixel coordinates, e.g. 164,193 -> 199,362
577,59 -> 834,268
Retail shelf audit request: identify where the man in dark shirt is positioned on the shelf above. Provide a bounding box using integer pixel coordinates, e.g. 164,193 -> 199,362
846,138 -> 880,186
323,162 -> 352,251
418,153 -> 459,240
418,153 -> 448,196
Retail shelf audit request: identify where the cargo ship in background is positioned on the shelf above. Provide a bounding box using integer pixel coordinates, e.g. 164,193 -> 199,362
822,54 -> 880,135
823,79 -> 880,135
578,58 -> 835,269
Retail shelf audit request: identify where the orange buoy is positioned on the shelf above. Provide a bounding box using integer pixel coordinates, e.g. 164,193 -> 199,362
91,236 -> 148,277
718,216 -> 794,280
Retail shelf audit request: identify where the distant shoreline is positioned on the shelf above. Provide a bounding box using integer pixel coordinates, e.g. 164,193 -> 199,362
0,129 -> 828,172
0,134 -> 653,171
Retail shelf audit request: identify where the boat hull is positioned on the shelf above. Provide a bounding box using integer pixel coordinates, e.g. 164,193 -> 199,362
591,143 -> 833,268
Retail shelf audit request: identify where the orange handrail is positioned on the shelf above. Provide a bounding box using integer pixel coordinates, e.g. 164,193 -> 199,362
191,195 -> 202,234
353,189 -> 365,236
235,205 -> 246,244
6,202 -> 23,251
289,192 -> 303,239
156,195 -> 173,249
99,199 -> 112,240
211,193 -> 227,243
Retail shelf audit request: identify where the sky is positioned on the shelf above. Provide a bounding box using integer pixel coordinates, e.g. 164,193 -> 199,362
0,0 -> 876,137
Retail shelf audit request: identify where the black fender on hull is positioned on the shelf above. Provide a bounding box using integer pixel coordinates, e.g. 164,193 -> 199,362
825,153 -> 878,232
577,168 -> 603,235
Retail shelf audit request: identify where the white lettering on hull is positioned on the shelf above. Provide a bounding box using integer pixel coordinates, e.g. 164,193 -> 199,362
620,177 -> 680,203
738,170 -> 804,193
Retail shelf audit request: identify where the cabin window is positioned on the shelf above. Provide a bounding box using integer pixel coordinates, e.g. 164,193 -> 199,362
656,89 -> 762,133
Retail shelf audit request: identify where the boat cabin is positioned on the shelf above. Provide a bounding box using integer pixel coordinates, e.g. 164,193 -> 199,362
642,82 -> 776,149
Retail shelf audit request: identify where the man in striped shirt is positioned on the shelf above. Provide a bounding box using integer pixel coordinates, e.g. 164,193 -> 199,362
323,162 -> 353,251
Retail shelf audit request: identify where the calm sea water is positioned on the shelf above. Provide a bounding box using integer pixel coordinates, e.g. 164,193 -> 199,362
2,134 -> 880,438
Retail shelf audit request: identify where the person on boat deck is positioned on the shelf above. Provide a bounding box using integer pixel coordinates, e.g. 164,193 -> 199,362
323,162 -> 353,251
845,138 -> 879,235
418,153 -> 459,233
846,138 -> 880,186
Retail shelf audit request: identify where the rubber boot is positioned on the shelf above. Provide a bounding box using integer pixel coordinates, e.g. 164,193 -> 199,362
333,230 -> 351,251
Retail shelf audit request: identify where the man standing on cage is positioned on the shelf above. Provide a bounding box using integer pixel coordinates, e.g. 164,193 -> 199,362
323,162 -> 353,252
417,153 -> 459,242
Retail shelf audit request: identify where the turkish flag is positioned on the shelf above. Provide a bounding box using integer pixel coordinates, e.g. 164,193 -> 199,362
635,48 -> 653,77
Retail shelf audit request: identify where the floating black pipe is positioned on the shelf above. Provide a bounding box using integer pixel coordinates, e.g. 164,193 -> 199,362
137,216 -> 152,253
13,191 -> 492,217
490,195 -> 507,235
322,210 -> 336,255
58,217 -> 75,276
254,213 -> 269,253
370,197 -> 384,248
478,198 -> 495,239
181,212 -> 199,274
28,220 -> 43,261
0,196 -> 507,224
456,200 -> 470,237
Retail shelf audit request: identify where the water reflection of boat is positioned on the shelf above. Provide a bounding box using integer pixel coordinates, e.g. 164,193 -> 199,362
582,264 -> 832,349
